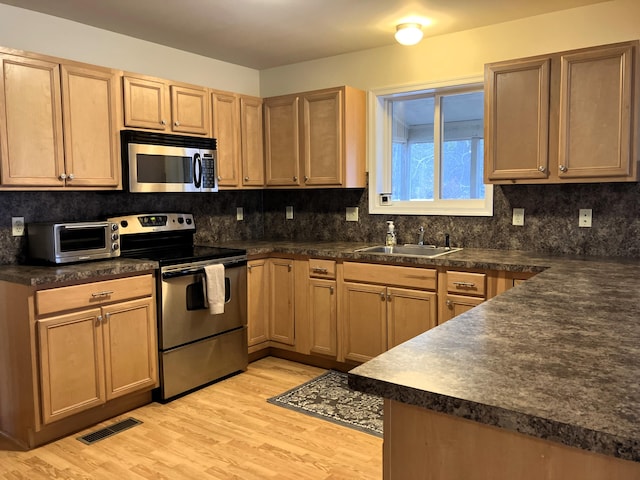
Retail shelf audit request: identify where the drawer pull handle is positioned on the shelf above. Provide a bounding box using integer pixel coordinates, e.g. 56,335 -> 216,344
446,300 -> 453,308
453,281 -> 476,288
91,290 -> 114,298
312,267 -> 328,274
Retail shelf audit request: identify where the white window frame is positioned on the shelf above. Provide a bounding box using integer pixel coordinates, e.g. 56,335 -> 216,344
368,76 -> 493,216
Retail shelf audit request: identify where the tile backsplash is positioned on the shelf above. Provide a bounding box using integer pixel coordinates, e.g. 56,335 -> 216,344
1,181 -> 640,264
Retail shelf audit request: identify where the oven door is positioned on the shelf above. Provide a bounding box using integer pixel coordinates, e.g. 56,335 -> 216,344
159,259 -> 247,350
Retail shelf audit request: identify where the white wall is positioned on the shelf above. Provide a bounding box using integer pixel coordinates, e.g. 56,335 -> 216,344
260,0 -> 640,96
0,3 -> 260,96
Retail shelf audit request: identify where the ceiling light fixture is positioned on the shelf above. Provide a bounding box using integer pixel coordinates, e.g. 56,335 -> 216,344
394,23 -> 423,46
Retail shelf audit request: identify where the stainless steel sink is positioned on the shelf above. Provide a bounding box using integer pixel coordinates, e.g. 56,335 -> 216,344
355,244 -> 462,258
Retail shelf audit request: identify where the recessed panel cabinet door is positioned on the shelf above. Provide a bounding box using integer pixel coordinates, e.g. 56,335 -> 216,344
61,64 -> 120,187
342,281 -> 387,363
387,287 -> 437,349
264,95 -> 300,186
102,298 -> 157,400
269,258 -> 295,345
441,294 -> 484,324
309,278 -> 337,357
212,91 -> 240,187
170,84 -> 210,135
123,75 -> 168,131
303,89 -> 343,186
37,309 -> 106,424
247,259 -> 269,347
0,55 -> 65,186
485,58 -> 551,181
240,96 -> 265,187
558,44 -> 634,179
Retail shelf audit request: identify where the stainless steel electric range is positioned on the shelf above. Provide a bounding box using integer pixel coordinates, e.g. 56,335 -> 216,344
108,213 -> 248,401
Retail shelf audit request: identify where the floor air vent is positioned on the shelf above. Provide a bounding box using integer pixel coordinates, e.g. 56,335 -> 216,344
77,417 -> 143,445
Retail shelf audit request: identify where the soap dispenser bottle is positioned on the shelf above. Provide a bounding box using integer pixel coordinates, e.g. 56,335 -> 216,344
385,221 -> 397,247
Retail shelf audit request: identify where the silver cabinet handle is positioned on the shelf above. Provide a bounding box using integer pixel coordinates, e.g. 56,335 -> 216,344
217,175 -> 221,181
96,315 -> 103,326
559,165 -> 568,172
387,293 -> 391,301
68,173 -> 74,180
453,281 -> 476,288
304,176 -> 309,182
174,121 -> 180,127
329,286 -> 334,294
312,267 -> 328,274
59,173 -> 67,180
247,265 -> 252,271
160,119 -> 167,125
244,176 -> 250,181
380,292 -> 385,301
538,166 -> 546,172
287,264 -> 292,272
293,176 -> 298,182
104,313 -> 110,322
91,290 -> 114,298
446,300 -> 453,308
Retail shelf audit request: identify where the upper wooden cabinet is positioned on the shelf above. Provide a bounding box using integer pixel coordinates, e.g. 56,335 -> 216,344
485,41 -> 639,184
212,90 -> 264,188
123,74 -> 210,136
264,86 -> 366,188
0,54 -> 120,189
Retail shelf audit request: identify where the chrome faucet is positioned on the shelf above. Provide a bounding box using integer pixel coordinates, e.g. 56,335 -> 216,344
417,226 -> 424,245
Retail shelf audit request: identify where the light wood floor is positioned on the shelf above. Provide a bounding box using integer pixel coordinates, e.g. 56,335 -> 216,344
0,357 -> 382,479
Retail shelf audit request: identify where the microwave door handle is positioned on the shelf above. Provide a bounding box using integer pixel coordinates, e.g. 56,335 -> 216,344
193,153 -> 202,188
63,222 -> 109,229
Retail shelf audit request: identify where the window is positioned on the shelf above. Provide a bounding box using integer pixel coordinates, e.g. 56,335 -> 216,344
368,78 -> 493,216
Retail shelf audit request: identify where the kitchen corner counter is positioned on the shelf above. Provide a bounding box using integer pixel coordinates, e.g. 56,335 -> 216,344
348,256 -> 640,464
0,258 -> 158,286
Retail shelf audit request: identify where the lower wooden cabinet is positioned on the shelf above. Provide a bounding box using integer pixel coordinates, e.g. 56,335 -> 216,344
37,297 -> 156,424
247,259 -> 269,347
439,270 -> 488,325
441,294 -> 485,324
308,278 -> 337,357
0,272 -> 157,449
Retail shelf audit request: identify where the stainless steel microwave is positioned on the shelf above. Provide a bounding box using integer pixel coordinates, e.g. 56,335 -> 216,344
121,130 -> 218,193
27,221 -> 121,264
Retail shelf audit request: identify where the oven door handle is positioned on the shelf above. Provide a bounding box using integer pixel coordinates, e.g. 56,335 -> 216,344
162,267 -> 205,279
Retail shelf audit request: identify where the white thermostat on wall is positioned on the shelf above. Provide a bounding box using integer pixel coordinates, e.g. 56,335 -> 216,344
379,193 -> 393,206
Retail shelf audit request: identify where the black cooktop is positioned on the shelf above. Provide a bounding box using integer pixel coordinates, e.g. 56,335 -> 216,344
121,245 -> 246,266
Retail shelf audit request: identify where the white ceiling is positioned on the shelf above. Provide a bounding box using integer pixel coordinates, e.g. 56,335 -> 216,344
0,0 -> 610,70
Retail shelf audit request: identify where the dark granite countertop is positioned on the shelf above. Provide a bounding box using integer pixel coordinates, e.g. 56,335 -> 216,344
348,256 -> 640,463
0,258 -> 158,287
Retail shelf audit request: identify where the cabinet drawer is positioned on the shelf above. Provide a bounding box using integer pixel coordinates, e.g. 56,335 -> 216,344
343,262 -> 436,290
446,271 -> 486,297
309,259 -> 336,279
36,274 -> 154,316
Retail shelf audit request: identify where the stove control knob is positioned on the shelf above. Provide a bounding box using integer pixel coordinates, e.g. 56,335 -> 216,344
120,220 -> 129,228
186,218 -> 192,225
112,243 -> 119,251
111,233 -> 119,241
177,217 -> 184,224
111,223 -> 119,231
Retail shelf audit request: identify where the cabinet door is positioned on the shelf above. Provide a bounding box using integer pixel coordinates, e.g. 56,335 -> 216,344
37,309 -> 106,424
247,259 -> 269,347
0,55 -> 65,187
342,282 -> 387,363
441,294 -> 484,324
387,287 -> 437,349
102,298 -> 157,400
558,44 -> 634,179
240,96 -> 265,187
61,64 -> 120,188
264,95 -> 300,186
309,278 -> 337,357
302,88 -> 343,186
212,91 -> 240,187
485,58 -> 550,181
123,76 -> 168,131
269,258 -> 295,345
170,85 -> 210,135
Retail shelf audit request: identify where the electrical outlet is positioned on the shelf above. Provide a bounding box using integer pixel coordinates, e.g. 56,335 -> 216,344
579,208 -> 592,227
286,206 -> 294,220
512,208 -> 525,226
12,217 -> 25,236
346,207 -> 359,222
236,207 -> 244,221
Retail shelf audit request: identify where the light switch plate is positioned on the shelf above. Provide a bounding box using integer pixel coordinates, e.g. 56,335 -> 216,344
579,208 -> 592,227
346,207 -> 359,222
286,206 -> 294,220
512,208 -> 525,226
236,207 -> 244,221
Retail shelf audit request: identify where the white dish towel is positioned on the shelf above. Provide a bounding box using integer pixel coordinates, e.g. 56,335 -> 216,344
203,264 -> 225,315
